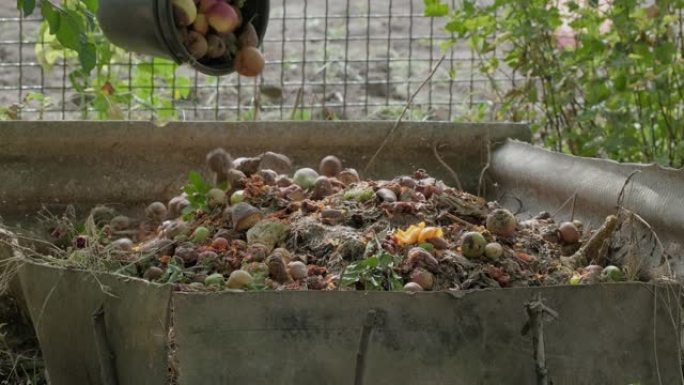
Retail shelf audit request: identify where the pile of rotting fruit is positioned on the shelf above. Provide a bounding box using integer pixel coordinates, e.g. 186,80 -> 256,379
38,148 -> 662,293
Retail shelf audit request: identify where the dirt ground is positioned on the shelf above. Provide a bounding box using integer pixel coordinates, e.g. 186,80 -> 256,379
0,0 -> 493,122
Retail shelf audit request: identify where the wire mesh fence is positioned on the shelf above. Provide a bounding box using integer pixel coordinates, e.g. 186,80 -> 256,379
0,0 -> 504,122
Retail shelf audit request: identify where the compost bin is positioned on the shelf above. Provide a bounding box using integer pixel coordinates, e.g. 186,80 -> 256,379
0,121 -> 682,385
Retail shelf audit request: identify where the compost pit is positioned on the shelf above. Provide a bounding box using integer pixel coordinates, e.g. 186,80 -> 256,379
31,148 -> 673,294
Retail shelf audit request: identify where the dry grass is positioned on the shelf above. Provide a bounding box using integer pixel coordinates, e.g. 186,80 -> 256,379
0,296 -> 46,385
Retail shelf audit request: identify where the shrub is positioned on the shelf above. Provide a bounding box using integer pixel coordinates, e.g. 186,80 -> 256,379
426,0 -> 684,168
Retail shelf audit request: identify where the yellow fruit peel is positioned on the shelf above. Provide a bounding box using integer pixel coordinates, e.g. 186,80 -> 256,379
394,222 -> 444,246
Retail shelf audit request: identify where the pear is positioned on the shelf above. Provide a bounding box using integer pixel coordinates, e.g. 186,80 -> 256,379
238,22 -> 259,48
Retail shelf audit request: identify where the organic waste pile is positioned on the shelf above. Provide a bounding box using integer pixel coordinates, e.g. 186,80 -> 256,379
173,0 -> 265,76
38,149 -> 661,293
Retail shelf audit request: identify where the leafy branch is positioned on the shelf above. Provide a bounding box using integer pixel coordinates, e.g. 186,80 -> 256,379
18,0 -> 98,73
426,0 -> 684,168
16,0 -> 192,121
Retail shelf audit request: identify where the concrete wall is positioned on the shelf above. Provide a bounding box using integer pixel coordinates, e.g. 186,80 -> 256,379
0,121 -> 530,224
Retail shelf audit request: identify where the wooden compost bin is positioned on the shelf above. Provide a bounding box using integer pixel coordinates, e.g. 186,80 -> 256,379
1,121 -> 682,385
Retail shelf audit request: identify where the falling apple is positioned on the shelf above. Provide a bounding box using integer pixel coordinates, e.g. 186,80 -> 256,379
235,46 -> 265,77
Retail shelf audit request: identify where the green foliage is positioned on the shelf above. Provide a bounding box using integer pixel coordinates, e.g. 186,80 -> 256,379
243,271 -> 269,291
182,171 -> 212,219
341,251 -> 404,291
17,0 -> 191,120
16,0 -> 37,17
424,0 -> 450,17
427,0 -> 684,168
160,259 -> 185,284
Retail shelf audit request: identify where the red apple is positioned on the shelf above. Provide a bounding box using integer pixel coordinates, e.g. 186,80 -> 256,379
207,2 -> 241,35
234,46 -> 265,77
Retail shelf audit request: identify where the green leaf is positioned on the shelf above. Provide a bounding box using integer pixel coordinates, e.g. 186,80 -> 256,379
654,41 -> 675,65
153,58 -> 176,77
68,70 -> 88,93
377,252 -> 394,267
41,6 -> 97,74
389,275 -> 404,291
41,2 -> 60,34
340,267 -> 361,286
136,62 -> 154,75
17,0 -> 36,16
174,76 -> 192,99
188,171 -> 210,193
24,91 -> 46,103
78,41 -> 97,73
444,19 -> 465,35
97,41 -> 115,69
565,0 -> 580,12
527,84 -> 538,103
181,205 -> 195,216
55,9 -> 84,51
91,93 -> 109,114
82,0 -> 99,13
424,0 -> 449,17
418,243 -> 434,252
368,275 -> 382,289
359,256 -> 379,269
612,73 -> 627,92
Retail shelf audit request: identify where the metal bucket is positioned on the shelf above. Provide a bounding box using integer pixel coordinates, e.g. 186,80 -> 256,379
0,121 -> 682,385
96,0 -> 270,76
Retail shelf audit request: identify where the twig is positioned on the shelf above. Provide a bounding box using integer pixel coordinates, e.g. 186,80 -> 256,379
616,170 -> 642,210
522,293 -> 558,385
444,212 -> 477,230
620,208 -> 672,278
570,192 -> 577,222
652,288 -> 663,385
87,270 -> 119,299
1,232 -> 63,257
614,168 -> 673,278
336,263 -> 348,291
570,215 -> 618,267
363,54 -> 446,175
496,192 -> 525,216
113,252 -> 156,275
477,134 -> 492,197
253,77 -> 260,121
354,309 -> 381,385
432,142 -> 463,191
290,87 -> 304,120
34,274 -> 63,335
621,210 -> 665,256
550,191 -> 577,219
